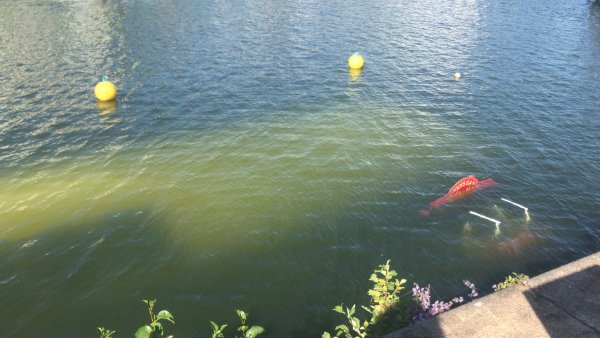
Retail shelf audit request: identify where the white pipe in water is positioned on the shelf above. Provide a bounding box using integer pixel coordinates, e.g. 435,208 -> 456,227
469,211 -> 501,226
501,198 -> 528,211
501,198 -> 531,221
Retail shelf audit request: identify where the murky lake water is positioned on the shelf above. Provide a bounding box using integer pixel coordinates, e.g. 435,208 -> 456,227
1,0 -> 599,336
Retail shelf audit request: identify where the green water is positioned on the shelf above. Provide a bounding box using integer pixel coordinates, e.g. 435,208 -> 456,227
1,0 -> 599,336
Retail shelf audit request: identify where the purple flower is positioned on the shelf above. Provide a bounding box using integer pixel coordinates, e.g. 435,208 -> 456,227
463,280 -> 479,298
411,283 -> 459,321
412,283 -> 431,312
452,297 -> 464,303
411,283 -> 432,321
428,300 -> 454,317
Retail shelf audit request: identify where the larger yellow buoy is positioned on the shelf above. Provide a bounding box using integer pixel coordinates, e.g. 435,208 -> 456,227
94,77 -> 117,101
348,53 -> 364,69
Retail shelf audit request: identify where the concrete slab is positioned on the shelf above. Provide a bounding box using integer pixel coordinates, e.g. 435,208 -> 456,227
384,252 -> 600,338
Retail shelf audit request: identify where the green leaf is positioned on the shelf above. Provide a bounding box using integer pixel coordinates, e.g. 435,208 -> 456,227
238,325 -> 248,332
244,326 -> 265,338
335,324 -> 349,332
322,333 -> 332,338
210,321 -> 219,330
236,309 -> 248,322
333,305 -> 343,314
143,299 -> 156,309
157,310 -> 175,324
151,322 -> 163,335
368,290 -> 381,298
97,327 -> 116,338
134,325 -> 153,338
348,305 -> 355,316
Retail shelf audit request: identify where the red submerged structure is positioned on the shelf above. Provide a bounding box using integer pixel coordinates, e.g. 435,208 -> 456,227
419,176 -> 497,216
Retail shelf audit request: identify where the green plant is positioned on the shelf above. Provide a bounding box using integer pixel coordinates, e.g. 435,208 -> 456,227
362,260 -> 406,324
235,309 -> 265,338
134,299 -> 175,338
323,260 -> 407,338
210,321 -> 228,338
492,273 -> 529,291
97,327 -> 116,338
209,309 -> 264,338
322,304 -> 369,338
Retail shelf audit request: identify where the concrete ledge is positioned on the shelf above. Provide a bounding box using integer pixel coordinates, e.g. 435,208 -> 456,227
384,252 -> 600,338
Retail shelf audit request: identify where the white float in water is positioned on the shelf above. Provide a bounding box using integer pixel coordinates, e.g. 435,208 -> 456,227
454,72 -> 461,80
501,198 -> 530,221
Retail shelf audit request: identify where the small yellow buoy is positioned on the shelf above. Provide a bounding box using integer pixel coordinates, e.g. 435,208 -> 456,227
454,72 -> 461,80
348,53 -> 364,69
94,76 -> 117,101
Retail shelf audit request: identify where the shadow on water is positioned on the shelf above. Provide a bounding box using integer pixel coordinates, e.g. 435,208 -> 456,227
0,207 -> 178,337
0,204 -> 383,337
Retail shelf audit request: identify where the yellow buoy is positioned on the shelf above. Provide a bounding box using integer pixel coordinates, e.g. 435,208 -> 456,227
94,78 -> 117,101
348,53 -> 364,69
